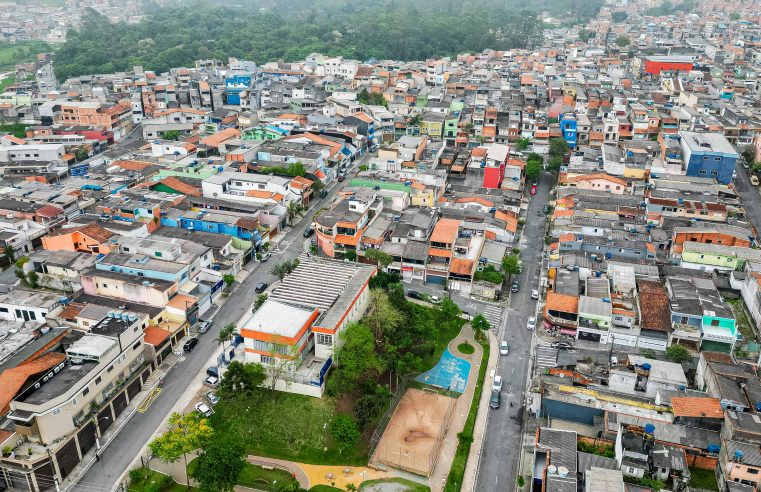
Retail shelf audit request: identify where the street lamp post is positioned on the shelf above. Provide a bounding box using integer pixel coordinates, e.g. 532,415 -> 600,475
95,415 -> 111,451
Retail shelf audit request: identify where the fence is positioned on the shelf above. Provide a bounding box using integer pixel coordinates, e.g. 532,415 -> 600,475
368,372 -> 419,461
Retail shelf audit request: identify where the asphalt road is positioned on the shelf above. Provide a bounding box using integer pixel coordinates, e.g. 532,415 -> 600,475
75,154 -> 370,491
733,162 -> 761,240
475,170 -> 552,491
36,61 -> 57,91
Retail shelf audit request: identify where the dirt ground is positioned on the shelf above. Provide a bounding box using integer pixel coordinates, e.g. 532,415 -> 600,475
371,388 -> 454,476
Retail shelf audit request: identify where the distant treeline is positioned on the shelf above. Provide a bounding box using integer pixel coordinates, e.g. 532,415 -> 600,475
54,0 -> 603,80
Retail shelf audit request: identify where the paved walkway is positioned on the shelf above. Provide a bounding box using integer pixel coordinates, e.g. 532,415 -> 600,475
428,324 -> 483,492
461,330 -> 498,492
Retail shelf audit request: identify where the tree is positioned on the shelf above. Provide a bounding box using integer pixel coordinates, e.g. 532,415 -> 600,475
502,254 -> 522,280
611,11 -> 628,22
742,147 -> 756,166
548,138 -> 569,158
524,159 -> 542,182
74,146 -> 89,162
329,414 -> 360,453
270,261 -> 291,280
364,289 -> 405,339
223,274 -> 235,290
439,297 -> 461,320
666,344 -> 692,363
471,314 -> 490,338
344,250 -> 357,262
615,35 -> 630,47
357,88 -> 370,104
328,322 -> 384,395
547,155 -> 564,173
3,244 -> 14,262
578,29 -> 594,42
191,436 -> 246,492
26,271 -> 38,289
364,248 -> 392,268
515,137 -> 530,151
265,342 -> 299,398
217,361 -> 266,399
216,323 -> 236,351
286,201 -> 300,222
149,412 -> 212,488
286,161 -> 306,177
253,293 -> 268,312
163,130 -> 182,141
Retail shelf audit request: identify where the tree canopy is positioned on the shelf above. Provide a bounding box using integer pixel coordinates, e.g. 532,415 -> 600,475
49,0 -> 603,80
191,436 -> 246,492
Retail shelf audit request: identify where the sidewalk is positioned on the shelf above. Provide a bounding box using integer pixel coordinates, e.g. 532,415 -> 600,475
429,325 -> 483,492
460,330 -> 498,492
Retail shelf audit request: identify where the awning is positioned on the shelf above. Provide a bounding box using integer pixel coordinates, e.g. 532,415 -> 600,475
542,319 -> 553,329
560,327 -> 577,336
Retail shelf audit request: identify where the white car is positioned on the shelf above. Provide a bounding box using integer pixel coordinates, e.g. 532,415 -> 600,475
500,341 -> 509,356
492,375 -> 503,392
203,375 -> 219,387
429,295 -> 442,304
527,316 -> 536,330
194,401 -> 213,417
531,289 -> 539,300
205,391 -> 219,405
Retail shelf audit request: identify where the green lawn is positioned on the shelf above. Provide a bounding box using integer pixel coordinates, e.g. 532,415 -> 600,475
0,76 -> 15,92
310,486 -> 344,492
128,469 -> 194,492
457,342 -> 474,354
728,299 -> 755,341
0,41 -> 50,71
187,458 -> 298,490
444,336 -> 489,491
360,477 -> 430,491
209,390 -> 367,466
409,303 -> 466,371
689,467 -> 719,491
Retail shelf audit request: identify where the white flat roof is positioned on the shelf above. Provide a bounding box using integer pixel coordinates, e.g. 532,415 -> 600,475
240,300 -> 315,338
66,334 -> 118,358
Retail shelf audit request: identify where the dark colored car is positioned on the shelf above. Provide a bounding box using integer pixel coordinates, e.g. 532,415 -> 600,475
183,337 -> 199,352
551,341 -> 575,350
319,189 -> 328,198
303,228 -> 314,238
489,389 -> 501,409
407,290 -> 423,300
206,366 -> 219,378
511,281 -> 519,293
337,174 -> 346,182
255,282 -> 268,293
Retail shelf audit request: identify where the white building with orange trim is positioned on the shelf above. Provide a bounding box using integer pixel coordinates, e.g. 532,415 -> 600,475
237,256 -> 376,397
201,171 -> 299,208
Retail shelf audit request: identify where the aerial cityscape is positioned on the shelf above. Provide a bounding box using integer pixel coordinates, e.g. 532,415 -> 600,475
0,0 -> 761,491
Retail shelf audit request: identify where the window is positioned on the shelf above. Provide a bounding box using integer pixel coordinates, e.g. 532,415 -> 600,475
95,376 -> 102,385
82,387 -> 90,397
711,319 -> 720,327
107,365 -> 114,373
0,307 -> 7,313
316,334 -> 333,345
155,251 -> 162,258
698,170 -> 707,175
261,355 -> 274,364
15,309 -> 21,318
73,398 -> 77,406
123,247 -> 130,252
133,341 -> 142,350
749,468 -> 759,475
52,407 -> 61,415
29,311 -> 36,320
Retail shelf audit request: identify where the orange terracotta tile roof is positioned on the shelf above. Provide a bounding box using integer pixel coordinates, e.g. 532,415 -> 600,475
143,326 -> 171,347
353,112 -> 374,124
430,218 -> 460,244
558,233 -> 578,243
201,128 -> 241,147
58,302 -> 85,320
670,397 -> 723,418
428,248 -> 452,258
574,173 -> 627,187
0,352 -> 67,416
455,196 -> 494,207
471,147 -> 487,157
495,209 -> 519,233
47,222 -> 114,243
152,176 -> 200,196
546,292 -> 579,314
449,258 -> 474,275
167,293 -> 197,311
290,176 -> 314,190
112,159 -> 155,171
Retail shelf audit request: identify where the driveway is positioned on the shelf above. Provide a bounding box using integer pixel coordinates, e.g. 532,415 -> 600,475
474,170 -> 552,491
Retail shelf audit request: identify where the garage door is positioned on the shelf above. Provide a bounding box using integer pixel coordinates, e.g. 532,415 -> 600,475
578,330 -> 601,343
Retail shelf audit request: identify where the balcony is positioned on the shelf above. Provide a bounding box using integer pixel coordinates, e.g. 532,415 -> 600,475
671,322 -> 701,341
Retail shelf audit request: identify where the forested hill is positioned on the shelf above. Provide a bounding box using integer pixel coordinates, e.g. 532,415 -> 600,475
54,0 -> 603,81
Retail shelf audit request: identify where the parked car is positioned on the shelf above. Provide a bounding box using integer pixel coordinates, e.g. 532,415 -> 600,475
183,337 -> 199,352
260,253 -> 271,262
492,375 -> 503,392
203,375 -> 219,387
499,341 -> 509,356
255,282 -> 268,293
195,401 -> 213,417
530,183 -> 537,195
337,174 -> 346,182
205,391 -> 220,405
206,366 -> 219,378
527,316 -> 536,330
319,189 -> 328,198
489,389 -> 501,409
303,228 -> 315,238
531,289 -> 539,300
407,290 -> 423,300
752,175 -> 760,186
429,295 -> 442,304
197,320 -> 212,334
511,281 -> 519,293
551,341 -> 574,350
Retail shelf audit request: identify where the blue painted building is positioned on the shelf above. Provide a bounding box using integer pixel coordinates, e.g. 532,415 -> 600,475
96,253 -> 191,283
559,113 -> 578,150
679,131 -> 738,184
161,210 -> 262,246
224,73 -> 253,106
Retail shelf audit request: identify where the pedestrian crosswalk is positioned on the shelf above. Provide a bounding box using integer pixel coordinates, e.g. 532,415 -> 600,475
482,304 -> 504,332
535,346 -> 558,369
